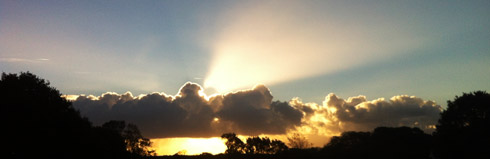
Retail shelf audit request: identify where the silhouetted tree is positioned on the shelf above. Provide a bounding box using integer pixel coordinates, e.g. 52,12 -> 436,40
287,133 -> 312,149
103,120 -> 156,157
221,133 -> 245,154
221,133 -> 288,155
88,127 -> 129,158
433,91 -> 490,159
0,72 -> 129,158
270,139 -> 288,154
102,120 -> 126,134
244,136 -> 288,154
322,127 -> 432,159
370,127 -> 431,159
323,131 -> 371,158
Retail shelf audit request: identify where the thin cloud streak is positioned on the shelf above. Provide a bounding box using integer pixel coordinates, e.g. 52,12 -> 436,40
0,57 -> 50,63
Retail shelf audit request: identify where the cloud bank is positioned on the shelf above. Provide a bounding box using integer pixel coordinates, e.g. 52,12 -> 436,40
72,83 -> 302,138
71,83 -> 442,142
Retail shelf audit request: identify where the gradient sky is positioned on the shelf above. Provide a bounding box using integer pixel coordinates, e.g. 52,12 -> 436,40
1,0 -> 490,155
1,0 -> 489,106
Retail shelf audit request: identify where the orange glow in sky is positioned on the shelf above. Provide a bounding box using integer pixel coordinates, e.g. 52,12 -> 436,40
150,134 -> 325,156
152,137 -> 227,155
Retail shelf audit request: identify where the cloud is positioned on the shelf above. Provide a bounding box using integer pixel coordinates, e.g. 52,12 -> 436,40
71,83 -> 441,144
288,93 -> 442,146
212,85 -> 303,135
327,94 -> 442,132
72,83 -> 304,138
0,57 -> 50,63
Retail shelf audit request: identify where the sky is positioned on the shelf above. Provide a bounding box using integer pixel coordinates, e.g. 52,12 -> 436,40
1,0 -> 489,155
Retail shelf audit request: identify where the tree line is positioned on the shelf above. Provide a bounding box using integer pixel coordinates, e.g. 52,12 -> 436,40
2,72 -> 489,159
1,72 -> 154,159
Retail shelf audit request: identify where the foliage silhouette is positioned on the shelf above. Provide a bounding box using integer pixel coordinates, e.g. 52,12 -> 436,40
269,139 -> 288,154
244,136 -> 287,154
221,133 -> 246,154
103,120 -> 156,157
2,72 -> 96,158
322,127 -> 432,159
287,133 -> 313,149
0,72 -> 150,158
433,91 -> 490,159
220,133 -> 287,159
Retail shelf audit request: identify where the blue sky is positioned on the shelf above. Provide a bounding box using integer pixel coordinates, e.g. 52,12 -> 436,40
1,0 -> 489,107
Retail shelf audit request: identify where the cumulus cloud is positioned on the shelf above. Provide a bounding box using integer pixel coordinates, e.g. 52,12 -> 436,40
288,93 -> 442,146
72,83 -> 303,138
327,94 -> 442,132
71,83 -> 441,142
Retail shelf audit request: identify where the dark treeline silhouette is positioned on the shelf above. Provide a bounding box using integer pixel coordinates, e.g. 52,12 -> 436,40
320,127 -> 432,159
2,72 -> 489,159
221,133 -> 288,155
1,72 -> 154,159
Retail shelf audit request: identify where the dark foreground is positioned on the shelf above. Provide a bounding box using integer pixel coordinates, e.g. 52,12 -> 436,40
3,72 -> 490,159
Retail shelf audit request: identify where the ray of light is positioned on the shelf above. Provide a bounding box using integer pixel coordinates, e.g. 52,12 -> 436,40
203,1 -> 427,93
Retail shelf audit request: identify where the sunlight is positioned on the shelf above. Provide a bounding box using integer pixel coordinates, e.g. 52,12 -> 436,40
61,94 -> 79,101
203,1 -> 424,93
152,137 -> 226,155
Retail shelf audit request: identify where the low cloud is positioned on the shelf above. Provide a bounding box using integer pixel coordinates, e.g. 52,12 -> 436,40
71,83 -> 442,142
72,83 -> 303,138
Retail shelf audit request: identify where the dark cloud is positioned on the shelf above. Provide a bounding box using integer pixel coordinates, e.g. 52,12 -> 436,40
327,93 -> 442,132
72,83 -> 303,138
214,85 -> 303,135
290,93 -> 442,137
72,83 -> 442,139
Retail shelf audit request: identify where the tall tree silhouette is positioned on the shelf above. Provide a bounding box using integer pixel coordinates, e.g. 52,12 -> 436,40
287,133 -> 312,149
221,133 -> 245,154
433,91 -> 490,159
0,72 -> 130,158
103,120 -> 155,157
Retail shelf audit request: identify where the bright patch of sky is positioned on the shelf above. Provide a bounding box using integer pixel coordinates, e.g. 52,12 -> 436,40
1,0 -> 489,107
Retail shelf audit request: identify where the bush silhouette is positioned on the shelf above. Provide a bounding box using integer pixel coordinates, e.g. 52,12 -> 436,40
322,127 -> 432,159
433,91 -> 490,159
103,120 -> 156,157
0,72 -> 130,158
286,133 -> 312,149
245,136 -> 287,154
